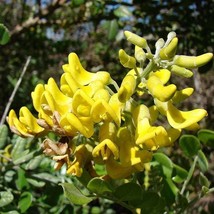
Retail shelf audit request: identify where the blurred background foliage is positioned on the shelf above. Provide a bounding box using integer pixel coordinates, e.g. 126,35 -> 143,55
0,0 -> 214,213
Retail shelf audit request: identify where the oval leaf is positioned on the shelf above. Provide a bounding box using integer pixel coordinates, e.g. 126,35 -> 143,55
0,191 -> 14,207
198,129 -> 214,148
179,135 -> 201,157
87,178 -> 113,194
153,153 -> 173,178
60,183 -> 93,205
18,192 -> 33,213
197,150 -> 209,172
0,125 -> 8,149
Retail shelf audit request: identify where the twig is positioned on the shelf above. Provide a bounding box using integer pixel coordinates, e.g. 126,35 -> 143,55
0,56 -> 31,125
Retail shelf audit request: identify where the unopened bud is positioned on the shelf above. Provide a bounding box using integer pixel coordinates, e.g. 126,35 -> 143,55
124,31 -> 148,49
135,46 -> 146,62
119,49 -> 136,68
174,53 -> 213,69
170,65 -> 193,78
159,37 -> 178,60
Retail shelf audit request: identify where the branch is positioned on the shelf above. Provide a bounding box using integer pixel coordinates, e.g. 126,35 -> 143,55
10,0 -> 67,37
0,56 -> 31,126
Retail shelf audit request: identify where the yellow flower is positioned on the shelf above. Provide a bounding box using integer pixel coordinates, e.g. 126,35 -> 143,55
132,104 -> 179,150
92,139 -> 119,161
118,74 -> 136,103
62,52 -> 111,85
60,112 -> 94,138
117,127 -> 152,168
105,157 -> 135,179
7,107 -> 44,137
91,93 -> 123,126
147,70 -> 177,102
92,122 -> 119,161
155,99 -> 207,130
67,144 -> 91,177
135,117 -> 172,150
60,72 -> 81,97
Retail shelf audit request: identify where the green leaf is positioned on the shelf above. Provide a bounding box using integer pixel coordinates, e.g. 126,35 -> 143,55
172,164 -> 188,183
153,152 -> 173,178
25,155 -> 43,170
0,24 -> 10,45
4,170 -> 16,182
199,172 -> 210,188
197,150 -> 209,172
179,135 -> 201,157
198,129 -> 214,148
114,183 -> 142,201
11,137 -> 28,160
32,172 -> 61,184
60,183 -> 93,205
130,191 -> 165,213
0,191 -> 14,207
13,151 -> 35,165
18,192 -> 33,213
87,177 -> 113,194
0,125 -> 8,149
113,6 -> 132,18
15,168 -> 29,190
107,20 -> 118,40
26,178 -> 46,188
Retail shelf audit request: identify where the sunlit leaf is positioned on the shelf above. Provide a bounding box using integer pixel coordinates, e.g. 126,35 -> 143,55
13,151 -> 35,165
113,6 -> 132,18
87,177 -> 113,194
26,178 -> 45,188
25,155 -> 43,170
179,135 -> 201,157
0,191 -> 14,207
60,183 -> 93,205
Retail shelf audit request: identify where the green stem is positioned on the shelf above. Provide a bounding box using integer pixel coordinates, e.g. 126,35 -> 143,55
141,60 -> 156,79
180,156 -> 198,195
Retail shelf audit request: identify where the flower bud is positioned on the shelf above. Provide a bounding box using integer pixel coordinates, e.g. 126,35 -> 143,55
159,37 -> 178,60
124,31 -> 148,49
135,46 -> 146,62
173,53 -> 213,69
119,49 -> 136,68
170,65 -> 193,78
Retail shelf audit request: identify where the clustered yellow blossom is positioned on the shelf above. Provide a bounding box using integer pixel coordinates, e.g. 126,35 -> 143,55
7,31 -> 213,179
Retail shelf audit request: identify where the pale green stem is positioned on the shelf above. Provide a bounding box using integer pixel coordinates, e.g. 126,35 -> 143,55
180,156 -> 198,195
141,60 -> 157,79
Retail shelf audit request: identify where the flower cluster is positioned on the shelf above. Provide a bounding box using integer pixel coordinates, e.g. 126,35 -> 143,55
7,31 -> 212,179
